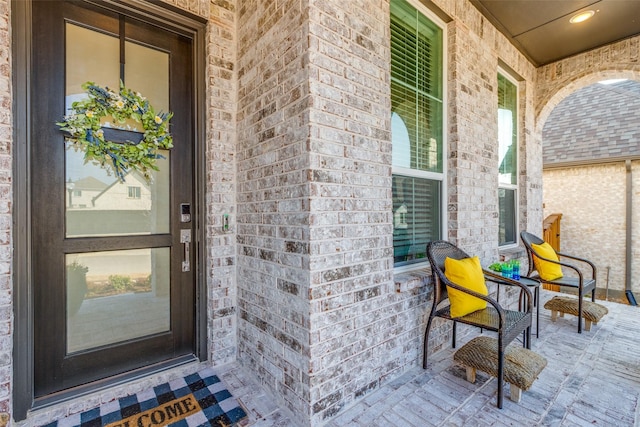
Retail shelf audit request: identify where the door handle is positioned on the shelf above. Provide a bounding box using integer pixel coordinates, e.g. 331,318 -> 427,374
180,229 -> 191,272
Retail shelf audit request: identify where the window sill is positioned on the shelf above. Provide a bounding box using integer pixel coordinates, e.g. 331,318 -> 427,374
498,245 -> 526,261
394,267 -> 432,293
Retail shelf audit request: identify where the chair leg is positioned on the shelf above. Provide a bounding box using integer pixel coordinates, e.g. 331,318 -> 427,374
578,292 -> 583,334
533,286 -> 540,338
452,321 -> 457,349
423,315 -> 435,369
497,343 -> 504,409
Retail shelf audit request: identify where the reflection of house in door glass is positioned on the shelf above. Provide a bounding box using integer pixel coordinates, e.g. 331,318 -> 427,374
64,144 -> 171,352
65,146 -> 170,237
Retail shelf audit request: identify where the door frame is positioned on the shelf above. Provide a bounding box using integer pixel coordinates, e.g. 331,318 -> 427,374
11,0 -> 208,420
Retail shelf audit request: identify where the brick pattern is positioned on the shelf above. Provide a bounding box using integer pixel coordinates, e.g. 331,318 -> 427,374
235,0 -> 313,420
306,0 -> 394,423
446,21 -> 500,260
11,0 -> 626,424
234,0 -> 541,424
536,35 -> 640,126
543,161 -> 640,295
202,0 -> 238,367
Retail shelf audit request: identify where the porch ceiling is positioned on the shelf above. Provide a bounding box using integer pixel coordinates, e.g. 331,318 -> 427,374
470,0 -> 640,66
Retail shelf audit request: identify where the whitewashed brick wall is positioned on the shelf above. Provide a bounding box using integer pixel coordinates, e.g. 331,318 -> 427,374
236,0 -> 539,424
14,0 -> 630,423
202,0 -> 239,366
543,161 -> 640,296
307,0 -> 394,423
235,0 -> 314,421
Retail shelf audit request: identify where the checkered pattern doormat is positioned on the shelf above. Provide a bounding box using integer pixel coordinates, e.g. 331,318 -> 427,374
41,368 -> 248,427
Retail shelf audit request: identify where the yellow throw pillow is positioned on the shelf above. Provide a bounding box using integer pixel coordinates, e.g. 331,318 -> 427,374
531,241 -> 564,281
444,256 -> 488,318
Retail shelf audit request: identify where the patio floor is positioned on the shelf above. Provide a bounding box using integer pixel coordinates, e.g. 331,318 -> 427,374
218,289 -> 640,426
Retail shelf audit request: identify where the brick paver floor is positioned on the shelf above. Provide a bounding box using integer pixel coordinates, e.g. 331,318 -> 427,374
218,289 -> 640,426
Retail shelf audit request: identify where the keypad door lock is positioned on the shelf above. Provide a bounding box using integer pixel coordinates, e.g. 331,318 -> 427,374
180,203 -> 191,223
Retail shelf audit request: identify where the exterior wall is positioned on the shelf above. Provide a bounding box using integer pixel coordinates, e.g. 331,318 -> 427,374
536,36 -> 640,127
306,0 -> 393,424
430,0 -> 542,255
201,0 -> 239,367
543,161 -> 640,296
236,0 -> 539,424
235,0 -> 313,422
5,0 -> 552,426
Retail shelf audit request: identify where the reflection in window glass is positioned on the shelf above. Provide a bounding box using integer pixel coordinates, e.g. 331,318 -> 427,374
498,73 -> 518,246
393,175 -> 441,266
65,146 -> 170,237
498,75 -> 518,185
391,0 -> 444,267
65,24 -> 171,238
66,248 -> 170,353
128,186 -> 142,199
65,23 -> 119,110
499,188 -> 517,245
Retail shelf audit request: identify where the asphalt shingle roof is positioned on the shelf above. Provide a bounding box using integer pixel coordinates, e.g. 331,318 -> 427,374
542,80 -> 640,167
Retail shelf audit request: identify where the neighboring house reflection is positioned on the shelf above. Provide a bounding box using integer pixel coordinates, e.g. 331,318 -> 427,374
66,176 -> 108,209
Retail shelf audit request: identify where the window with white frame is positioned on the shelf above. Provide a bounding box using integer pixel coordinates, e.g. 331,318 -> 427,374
390,0 -> 444,267
497,72 -> 518,246
127,186 -> 141,199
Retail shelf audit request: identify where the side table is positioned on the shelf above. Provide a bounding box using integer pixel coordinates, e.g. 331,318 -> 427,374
515,276 -> 541,338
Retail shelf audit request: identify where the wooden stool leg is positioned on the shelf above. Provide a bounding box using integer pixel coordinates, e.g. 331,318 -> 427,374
585,319 -> 592,331
551,310 -> 558,322
466,367 -> 476,383
510,383 -> 522,403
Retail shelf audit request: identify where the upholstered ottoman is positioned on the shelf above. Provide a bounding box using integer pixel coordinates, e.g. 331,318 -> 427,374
544,296 -> 608,331
454,336 -> 547,403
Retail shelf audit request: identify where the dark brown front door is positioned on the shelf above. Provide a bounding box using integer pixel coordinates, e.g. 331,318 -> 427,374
31,0 -> 196,398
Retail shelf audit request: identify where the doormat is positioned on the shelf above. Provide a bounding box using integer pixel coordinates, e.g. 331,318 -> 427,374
41,368 -> 248,427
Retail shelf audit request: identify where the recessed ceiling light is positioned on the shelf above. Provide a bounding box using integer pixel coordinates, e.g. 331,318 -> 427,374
570,10 -> 595,24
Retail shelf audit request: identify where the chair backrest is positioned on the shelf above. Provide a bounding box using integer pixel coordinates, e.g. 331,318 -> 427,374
426,240 -> 471,305
520,231 -> 545,275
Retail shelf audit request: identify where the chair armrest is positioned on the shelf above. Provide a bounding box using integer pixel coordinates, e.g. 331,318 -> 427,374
556,252 -> 597,279
527,251 -> 588,285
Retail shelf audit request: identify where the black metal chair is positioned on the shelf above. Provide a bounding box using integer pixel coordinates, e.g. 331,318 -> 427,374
520,231 -> 597,333
424,240 -> 533,408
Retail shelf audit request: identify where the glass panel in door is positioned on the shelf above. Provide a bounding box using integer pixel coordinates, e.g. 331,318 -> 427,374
66,248 -> 171,353
65,23 -> 170,238
64,23 -> 174,358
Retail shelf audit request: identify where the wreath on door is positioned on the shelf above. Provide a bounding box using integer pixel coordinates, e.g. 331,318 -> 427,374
57,81 -> 173,182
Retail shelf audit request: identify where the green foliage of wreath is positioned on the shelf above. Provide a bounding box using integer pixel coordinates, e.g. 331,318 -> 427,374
57,81 -> 173,182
